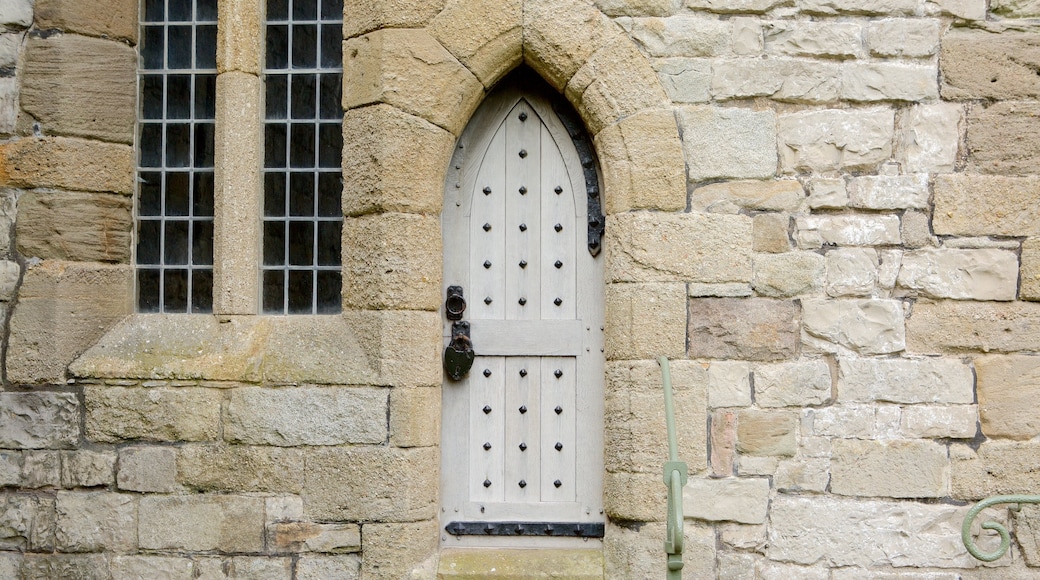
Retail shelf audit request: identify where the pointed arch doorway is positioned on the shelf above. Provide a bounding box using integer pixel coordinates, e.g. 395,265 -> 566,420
440,69 -> 606,548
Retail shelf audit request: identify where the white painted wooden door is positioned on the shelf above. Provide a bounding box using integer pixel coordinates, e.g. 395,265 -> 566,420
440,80 -> 605,547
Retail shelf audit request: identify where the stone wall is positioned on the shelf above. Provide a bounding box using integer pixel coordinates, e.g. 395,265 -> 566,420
1,0 -> 1040,578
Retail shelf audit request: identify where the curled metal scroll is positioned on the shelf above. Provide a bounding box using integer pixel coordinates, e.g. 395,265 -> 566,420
962,494 -> 1040,561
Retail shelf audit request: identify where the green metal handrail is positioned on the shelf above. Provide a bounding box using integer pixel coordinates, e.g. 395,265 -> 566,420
962,494 -> 1040,561
659,357 -> 688,579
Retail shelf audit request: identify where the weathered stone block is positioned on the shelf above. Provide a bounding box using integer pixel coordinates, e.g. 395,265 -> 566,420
389,387 -> 439,448
0,494 -> 55,551
55,491 -> 136,552
597,0 -> 680,16
967,101 -> 1040,175
342,105 -> 452,217
751,252 -> 824,298
0,0 -> 32,27
754,359 -> 831,407
359,520 -> 438,579
0,137 -> 134,194
303,447 -> 437,521
992,0 -> 1040,16
688,297 -> 800,361
85,386 -> 222,443
20,451 -> 59,488
606,283 -> 686,360
524,0 -> 619,90
907,300 -> 1040,354
117,446 -> 177,493
1023,238 -> 1040,301
342,213 -> 441,311
1016,504 -> 1040,567
21,35 -> 136,143
775,457 -> 830,492
60,450 -> 115,488
684,477 -> 769,524
976,355 -> 1040,440
139,495 -> 265,553
897,248 -> 1018,301
753,213 -> 791,254
831,439 -> 948,498
428,0 -> 521,87
841,62 -> 939,102
342,309 -> 442,387
951,441 -> 1040,498
800,213 -> 907,248
711,58 -> 840,103
900,405 -> 977,439
802,299 -> 905,355
732,18 -> 763,55
111,556 -> 194,580
711,410 -> 737,475
866,18 -> 940,57
798,0 -> 919,14
847,174 -> 928,210
604,470 -> 665,521
225,386 -> 387,446
941,28 -> 1040,99
897,103 -> 961,174
708,361 -> 751,408
297,555 -> 361,580
440,548 -> 604,579
901,210 -> 936,249
680,106 -> 777,181
838,357 -> 973,404
176,445 -> 304,493
691,179 -> 804,213
343,29 -> 482,136
625,15 -> 729,58
269,522 -> 361,554
808,178 -> 847,209
932,0 -> 986,19
685,0 -> 788,11
605,520 -> 715,580
655,58 -> 711,103
344,0 -> 444,38
606,211 -> 752,283
34,0 -> 138,41
763,21 -> 862,58
20,555 -> 110,579
779,108 -> 893,172
194,556 -> 293,579
934,174 -> 1040,237
16,190 -> 132,263
0,392 -> 79,449
826,248 -> 877,297
736,409 -> 797,456
595,108 -> 686,213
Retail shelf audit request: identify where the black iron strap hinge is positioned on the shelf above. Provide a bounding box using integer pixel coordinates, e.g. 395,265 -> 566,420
445,521 -> 605,538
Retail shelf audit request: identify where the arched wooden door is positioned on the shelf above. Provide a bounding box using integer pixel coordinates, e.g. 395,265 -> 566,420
440,73 -> 605,547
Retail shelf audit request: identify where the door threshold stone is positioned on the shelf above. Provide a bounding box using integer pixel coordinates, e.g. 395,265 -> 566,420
437,548 -> 603,579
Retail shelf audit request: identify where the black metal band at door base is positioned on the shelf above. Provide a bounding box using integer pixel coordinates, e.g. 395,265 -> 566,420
445,521 -> 605,538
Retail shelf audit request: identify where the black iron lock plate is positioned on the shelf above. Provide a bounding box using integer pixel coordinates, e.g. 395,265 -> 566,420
444,320 -> 474,381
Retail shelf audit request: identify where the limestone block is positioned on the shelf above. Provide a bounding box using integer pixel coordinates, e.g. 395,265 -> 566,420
688,282 -> 752,297
0,34 -> 17,72
117,446 -> 177,493
654,58 -> 711,103
567,36 -> 668,136
732,17 -> 763,55
753,213 -> 790,254
390,387 -> 440,448
297,555 -> 361,580
0,0 -> 32,27
826,248 -> 877,297
941,28 -> 1040,100
0,494 -> 55,551
139,495 -> 265,553
16,190 -> 132,263
751,252 -> 824,298
605,283 -> 686,360
604,470 -> 665,521
685,0 -> 788,11
753,359 -> 831,407
897,248 -> 1018,301
992,0 -> 1040,16
952,440 -> 1040,498
194,556 -> 293,579
710,58 -> 841,103
763,21 -> 862,58
359,520 -> 438,578
176,445 -> 304,493
692,179 -> 804,213
85,386 -> 222,443
111,556 -> 194,580
269,522 -> 361,554
795,214 -> 901,247
0,453 -> 20,486
967,101 -> 1040,175
807,178 -> 847,209
20,555 -> 111,579
343,0 -> 445,39
0,392 -> 78,449
342,213 -> 440,311
679,106 -> 777,181
21,451 -> 59,488
342,310 -> 441,388
0,137 -> 134,194
778,108 -> 893,173
975,355 -> 1040,440
736,409 -> 797,456
929,0 -> 986,18
21,35 -> 136,143
934,174 -> 1040,236
594,108 -> 686,213
440,548 -> 604,579
597,0 -> 680,16
0,77 -> 16,135
720,522 -> 766,550
60,450 -> 116,488
907,300 -> 1040,354
897,103 -> 962,174
343,29 -> 482,136
831,569 -> 960,580
901,210 -> 936,249
838,357 -> 973,404
624,15 -> 730,58
802,299 -> 905,355
841,62 -> 939,102
303,446 -> 437,521
711,410 -> 737,475
225,386 -> 387,446
716,552 -> 758,579
1022,238 -> 1040,301
767,495 -> 984,568
606,211 -> 751,283
216,0 -> 261,74
775,457 -> 830,492
428,0 -> 520,86
1016,504 -> 1040,567
604,360 -> 708,473
684,477 -> 769,524
688,297 -> 800,361
55,491 -> 136,552
708,361 -> 751,408
848,174 -> 928,210
34,0 -> 136,40
900,405 -> 977,439
523,0 -> 620,90
797,0 -> 920,14
866,18 -> 940,57
265,496 -> 303,524
831,439 -> 948,498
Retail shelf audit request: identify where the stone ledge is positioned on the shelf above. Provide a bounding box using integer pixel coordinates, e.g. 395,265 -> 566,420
438,548 -> 603,578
